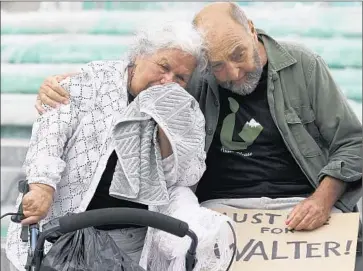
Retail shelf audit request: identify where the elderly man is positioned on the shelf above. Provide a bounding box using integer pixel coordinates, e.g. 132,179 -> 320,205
190,2 -> 362,231
37,2 -> 361,232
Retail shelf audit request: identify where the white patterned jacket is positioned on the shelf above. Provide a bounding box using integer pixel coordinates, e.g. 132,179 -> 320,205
6,60 -> 234,271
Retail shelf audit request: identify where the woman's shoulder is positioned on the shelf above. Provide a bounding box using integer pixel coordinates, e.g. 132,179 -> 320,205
57,60 -> 127,111
84,60 -> 128,75
62,60 -> 128,97
84,60 -> 128,95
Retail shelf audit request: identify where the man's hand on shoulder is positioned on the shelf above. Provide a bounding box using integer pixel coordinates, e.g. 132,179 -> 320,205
35,72 -> 79,114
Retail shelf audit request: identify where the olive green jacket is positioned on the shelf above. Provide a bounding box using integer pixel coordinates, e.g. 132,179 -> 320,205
187,29 -> 362,212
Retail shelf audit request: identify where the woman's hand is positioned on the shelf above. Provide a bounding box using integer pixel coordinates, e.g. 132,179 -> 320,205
21,183 -> 55,225
158,126 -> 173,158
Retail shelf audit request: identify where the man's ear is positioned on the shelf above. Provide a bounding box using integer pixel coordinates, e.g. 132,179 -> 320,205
248,19 -> 255,33
248,19 -> 258,40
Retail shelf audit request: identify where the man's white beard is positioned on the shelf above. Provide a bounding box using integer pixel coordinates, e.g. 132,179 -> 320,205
219,46 -> 263,96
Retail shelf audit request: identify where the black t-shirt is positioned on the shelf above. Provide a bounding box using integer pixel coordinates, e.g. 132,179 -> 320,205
196,63 -> 314,203
87,152 -> 148,230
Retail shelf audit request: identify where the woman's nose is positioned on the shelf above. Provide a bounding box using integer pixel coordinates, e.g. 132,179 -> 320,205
160,72 -> 174,84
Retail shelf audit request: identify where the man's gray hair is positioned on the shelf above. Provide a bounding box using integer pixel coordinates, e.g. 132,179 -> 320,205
128,20 -> 208,72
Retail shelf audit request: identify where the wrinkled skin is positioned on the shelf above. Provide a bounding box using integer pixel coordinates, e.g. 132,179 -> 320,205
193,3 -> 266,96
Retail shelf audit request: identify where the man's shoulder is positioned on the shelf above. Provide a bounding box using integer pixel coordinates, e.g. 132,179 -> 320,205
278,40 -> 319,66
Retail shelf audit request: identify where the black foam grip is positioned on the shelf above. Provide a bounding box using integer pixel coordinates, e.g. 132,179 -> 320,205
11,180 -> 29,223
58,208 -> 189,237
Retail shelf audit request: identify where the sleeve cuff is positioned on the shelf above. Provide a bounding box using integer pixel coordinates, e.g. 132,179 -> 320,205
27,177 -> 57,191
318,160 -> 362,183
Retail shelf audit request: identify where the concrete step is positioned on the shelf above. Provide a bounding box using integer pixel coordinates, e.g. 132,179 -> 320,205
1,125 -> 32,139
1,94 -> 38,126
0,166 -> 26,238
1,167 -> 24,204
1,139 -> 29,168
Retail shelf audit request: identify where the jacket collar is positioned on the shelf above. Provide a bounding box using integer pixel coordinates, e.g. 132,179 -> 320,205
257,28 -> 297,71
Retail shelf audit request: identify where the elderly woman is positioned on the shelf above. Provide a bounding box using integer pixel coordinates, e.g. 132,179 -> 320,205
6,21 -> 234,271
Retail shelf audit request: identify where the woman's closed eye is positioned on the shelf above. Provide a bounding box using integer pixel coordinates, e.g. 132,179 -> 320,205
176,75 -> 186,83
158,62 -> 170,73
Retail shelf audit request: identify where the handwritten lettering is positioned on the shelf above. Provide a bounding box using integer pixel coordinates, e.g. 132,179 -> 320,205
235,240 -> 353,262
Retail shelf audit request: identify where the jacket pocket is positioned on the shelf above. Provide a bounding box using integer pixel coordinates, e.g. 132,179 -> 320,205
295,106 -> 325,148
285,107 -> 323,157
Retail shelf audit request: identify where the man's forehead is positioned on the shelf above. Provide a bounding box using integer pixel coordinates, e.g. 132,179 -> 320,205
204,25 -> 247,61
195,4 -> 249,61
208,44 -> 227,62
199,15 -> 246,42
198,14 -> 234,34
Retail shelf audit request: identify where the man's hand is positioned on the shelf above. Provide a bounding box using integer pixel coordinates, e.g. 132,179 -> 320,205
285,195 -> 331,231
35,72 -> 78,114
21,183 -> 55,225
286,176 -> 346,231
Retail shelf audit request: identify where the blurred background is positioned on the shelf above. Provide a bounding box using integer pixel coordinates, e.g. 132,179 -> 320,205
0,1 -> 362,267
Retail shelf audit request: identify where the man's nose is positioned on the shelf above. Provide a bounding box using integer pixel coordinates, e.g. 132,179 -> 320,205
226,62 -> 242,81
160,72 -> 174,84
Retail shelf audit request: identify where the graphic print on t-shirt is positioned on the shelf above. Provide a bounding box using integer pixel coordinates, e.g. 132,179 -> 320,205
220,97 -> 263,154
